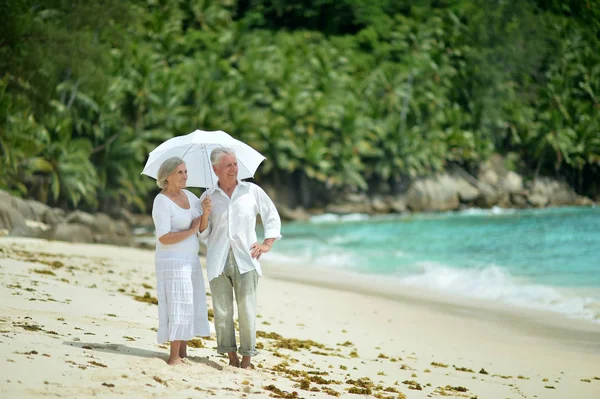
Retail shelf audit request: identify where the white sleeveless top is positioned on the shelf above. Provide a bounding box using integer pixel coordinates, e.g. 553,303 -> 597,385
151,189 -> 202,255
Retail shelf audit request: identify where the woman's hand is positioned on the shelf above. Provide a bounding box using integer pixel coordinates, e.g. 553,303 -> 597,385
190,216 -> 202,233
201,196 -> 212,215
250,242 -> 271,260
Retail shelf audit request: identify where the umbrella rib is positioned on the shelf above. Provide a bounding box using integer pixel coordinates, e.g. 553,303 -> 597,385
235,155 -> 254,179
203,144 -> 214,190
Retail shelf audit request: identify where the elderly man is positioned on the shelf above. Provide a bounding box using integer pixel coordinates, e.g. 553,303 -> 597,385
198,147 -> 281,369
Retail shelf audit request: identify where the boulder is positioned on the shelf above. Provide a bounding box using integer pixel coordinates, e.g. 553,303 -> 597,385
479,169 -> 499,186
370,196 -> 392,214
0,202 -> 29,236
574,196 -> 594,206
66,210 -> 96,229
388,195 -> 408,213
528,193 -> 548,208
11,196 -> 35,220
475,183 -> 501,208
500,171 -> 524,194
325,202 -> 372,215
93,213 -> 117,235
45,223 -> 94,243
116,208 -> 137,227
406,175 -> 460,212
277,205 -> 310,221
510,193 -> 529,208
24,200 -> 52,222
548,184 -> 577,206
454,177 -> 480,202
44,208 -> 66,225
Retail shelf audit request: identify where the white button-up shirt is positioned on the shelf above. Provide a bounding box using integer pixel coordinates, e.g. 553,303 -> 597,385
198,181 -> 282,282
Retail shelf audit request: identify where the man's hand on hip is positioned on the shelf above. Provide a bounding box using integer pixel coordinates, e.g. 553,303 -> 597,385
250,242 -> 271,260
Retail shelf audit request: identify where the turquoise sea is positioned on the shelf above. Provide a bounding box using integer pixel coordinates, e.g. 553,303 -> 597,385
267,206 -> 600,323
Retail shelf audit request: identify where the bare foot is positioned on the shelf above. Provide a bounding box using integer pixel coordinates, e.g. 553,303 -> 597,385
167,356 -> 183,366
228,352 -> 240,367
241,356 -> 252,369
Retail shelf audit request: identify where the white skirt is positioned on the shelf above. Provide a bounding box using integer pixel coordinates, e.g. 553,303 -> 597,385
155,252 -> 210,343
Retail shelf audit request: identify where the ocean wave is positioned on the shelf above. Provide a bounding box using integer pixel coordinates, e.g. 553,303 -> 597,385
455,206 -> 518,216
400,262 -> 600,323
310,213 -> 370,223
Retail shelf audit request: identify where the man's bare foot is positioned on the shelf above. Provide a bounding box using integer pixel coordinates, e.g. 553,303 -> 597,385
227,352 -> 240,367
167,356 -> 183,366
241,355 -> 252,369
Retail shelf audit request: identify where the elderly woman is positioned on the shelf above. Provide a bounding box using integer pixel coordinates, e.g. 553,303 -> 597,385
151,157 -> 210,365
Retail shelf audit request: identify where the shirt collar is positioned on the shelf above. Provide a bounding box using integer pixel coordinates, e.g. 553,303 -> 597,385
209,180 -> 249,198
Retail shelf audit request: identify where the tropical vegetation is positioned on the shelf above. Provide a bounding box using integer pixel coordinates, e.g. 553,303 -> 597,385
1,0 -> 599,211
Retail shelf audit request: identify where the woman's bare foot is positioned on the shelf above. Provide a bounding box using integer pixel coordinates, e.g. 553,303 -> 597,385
179,342 -> 188,358
167,356 -> 183,366
241,355 -> 252,369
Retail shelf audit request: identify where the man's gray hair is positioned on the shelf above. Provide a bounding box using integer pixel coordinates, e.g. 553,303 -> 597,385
156,157 -> 185,189
210,147 -> 236,167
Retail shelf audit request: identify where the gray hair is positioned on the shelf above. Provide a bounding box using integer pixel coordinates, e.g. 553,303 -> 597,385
156,157 -> 185,189
210,147 -> 236,167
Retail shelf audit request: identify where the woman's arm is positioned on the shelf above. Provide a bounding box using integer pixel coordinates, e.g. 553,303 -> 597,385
199,195 -> 211,234
158,217 -> 201,245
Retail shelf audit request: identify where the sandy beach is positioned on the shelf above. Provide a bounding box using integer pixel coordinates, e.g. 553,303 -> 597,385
1,237 -> 599,399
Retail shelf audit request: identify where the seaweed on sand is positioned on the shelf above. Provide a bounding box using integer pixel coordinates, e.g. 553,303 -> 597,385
134,292 -> 158,305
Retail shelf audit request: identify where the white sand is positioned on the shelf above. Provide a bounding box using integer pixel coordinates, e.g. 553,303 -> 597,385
0,237 -> 599,398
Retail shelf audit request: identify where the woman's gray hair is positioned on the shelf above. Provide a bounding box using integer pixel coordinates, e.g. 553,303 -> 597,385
156,157 -> 185,189
210,147 -> 236,167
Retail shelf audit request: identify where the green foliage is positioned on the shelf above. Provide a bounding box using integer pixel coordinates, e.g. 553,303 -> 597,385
1,0 -> 598,210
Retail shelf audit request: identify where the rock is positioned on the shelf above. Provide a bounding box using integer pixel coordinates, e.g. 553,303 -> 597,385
528,193 -> 548,208
345,193 -> 368,204
529,177 -> 582,206
510,193 -> 529,208
454,177 -> 480,202
500,171 -> 524,194
388,195 -> 408,213
66,210 -> 96,228
0,190 -> 12,203
475,183 -> 501,208
574,195 -> 594,206
11,196 -> 35,220
44,208 -> 66,225
132,214 -> 154,229
277,205 -> 310,221
0,202 -> 29,236
93,213 -> 116,235
479,169 -> 499,186
325,202 -> 372,215
24,200 -> 51,222
496,192 -> 512,208
45,223 -> 94,243
370,196 -> 391,214
406,175 -> 460,212
530,177 -> 559,197
117,208 -> 137,227
548,185 -> 577,206
114,220 -> 131,237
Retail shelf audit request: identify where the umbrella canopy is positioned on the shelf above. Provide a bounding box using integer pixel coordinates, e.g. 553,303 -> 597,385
141,130 -> 266,188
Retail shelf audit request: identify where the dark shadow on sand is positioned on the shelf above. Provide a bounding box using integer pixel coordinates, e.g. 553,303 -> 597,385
63,341 -> 223,370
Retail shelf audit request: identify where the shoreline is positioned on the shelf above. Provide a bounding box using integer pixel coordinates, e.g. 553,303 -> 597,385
1,237 -> 599,398
262,261 -> 600,354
